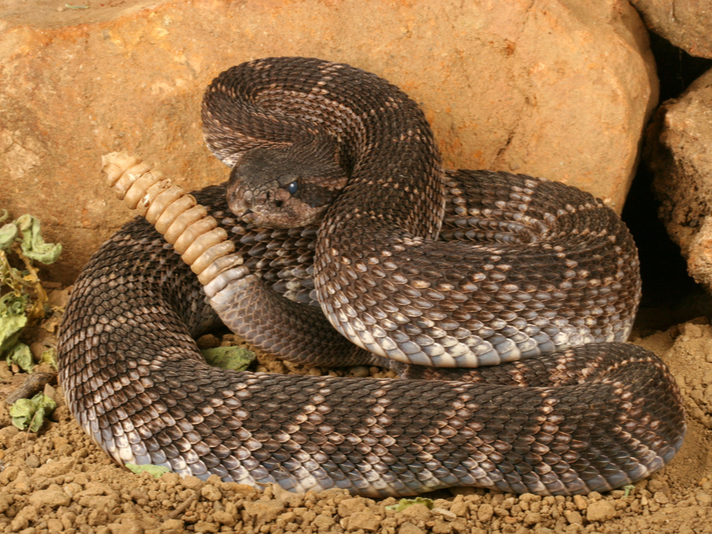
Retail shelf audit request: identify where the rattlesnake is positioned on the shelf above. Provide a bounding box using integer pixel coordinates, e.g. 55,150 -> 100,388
58,57 -> 685,497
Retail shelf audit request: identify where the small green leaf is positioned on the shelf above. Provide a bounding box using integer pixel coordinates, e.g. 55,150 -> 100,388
35,392 -> 57,411
10,393 -> 57,432
201,346 -> 255,371
15,214 -> 62,264
126,463 -> 171,478
385,497 -> 434,511
10,398 -> 36,429
5,342 -> 34,371
0,293 -> 28,317
40,347 -> 58,369
0,313 -> 28,356
623,484 -> 635,497
0,222 -> 18,251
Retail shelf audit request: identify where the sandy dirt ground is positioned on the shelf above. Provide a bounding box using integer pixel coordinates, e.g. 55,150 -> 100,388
0,288 -> 711,534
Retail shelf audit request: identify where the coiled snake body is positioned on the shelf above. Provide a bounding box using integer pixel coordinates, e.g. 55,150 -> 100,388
58,57 -> 685,497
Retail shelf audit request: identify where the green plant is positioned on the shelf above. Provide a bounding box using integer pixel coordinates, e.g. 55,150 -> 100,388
0,210 -> 62,371
9,392 -> 58,432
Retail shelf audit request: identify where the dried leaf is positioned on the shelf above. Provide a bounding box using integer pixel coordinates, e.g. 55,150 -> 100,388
201,346 -> 255,371
386,497 -> 434,512
10,393 -> 57,432
40,347 -> 58,369
126,463 -> 171,478
15,214 -> 63,264
0,313 -> 28,356
5,342 -> 34,372
0,222 -> 18,251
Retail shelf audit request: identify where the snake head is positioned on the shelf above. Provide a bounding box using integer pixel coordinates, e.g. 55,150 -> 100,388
227,145 -> 348,229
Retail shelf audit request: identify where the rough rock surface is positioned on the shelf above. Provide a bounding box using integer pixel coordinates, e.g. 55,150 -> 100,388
630,0 -> 712,58
1,0 -> 657,284
647,67 -> 712,293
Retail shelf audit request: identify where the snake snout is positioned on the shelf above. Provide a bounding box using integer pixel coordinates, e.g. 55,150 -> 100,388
227,184 -> 258,223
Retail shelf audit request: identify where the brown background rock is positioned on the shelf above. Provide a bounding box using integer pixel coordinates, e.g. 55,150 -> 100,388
648,67 -> 712,292
1,0 -> 657,284
630,0 -> 712,58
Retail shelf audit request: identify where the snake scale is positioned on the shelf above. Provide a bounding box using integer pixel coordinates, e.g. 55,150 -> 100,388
58,57 -> 685,497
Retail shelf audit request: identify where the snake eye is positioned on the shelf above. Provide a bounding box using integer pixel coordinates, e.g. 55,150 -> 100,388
286,181 -> 298,195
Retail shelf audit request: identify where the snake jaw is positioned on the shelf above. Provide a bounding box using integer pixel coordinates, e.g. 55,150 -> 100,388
238,209 -> 257,224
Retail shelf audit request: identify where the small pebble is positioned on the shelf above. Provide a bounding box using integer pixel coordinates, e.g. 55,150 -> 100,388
564,510 -> 583,525
432,507 -> 457,520
695,491 -> 712,506
193,520 -> 219,533
586,500 -> 616,522
573,495 -> 587,510
654,491 -> 669,504
476,503 -> 494,522
29,489 -> 71,509
200,484 -> 222,502
398,522 -> 425,534
346,511 -> 381,531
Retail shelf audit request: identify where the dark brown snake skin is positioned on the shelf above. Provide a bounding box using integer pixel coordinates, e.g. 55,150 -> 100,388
58,57 -> 685,497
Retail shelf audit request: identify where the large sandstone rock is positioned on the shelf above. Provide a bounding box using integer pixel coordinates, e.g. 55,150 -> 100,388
630,0 -> 712,58
648,68 -> 712,292
1,0 -> 657,284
